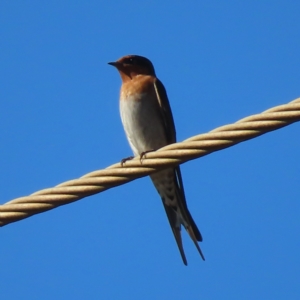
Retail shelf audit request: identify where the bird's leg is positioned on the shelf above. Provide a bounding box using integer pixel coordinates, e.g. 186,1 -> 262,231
140,149 -> 156,162
120,156 -> 134,166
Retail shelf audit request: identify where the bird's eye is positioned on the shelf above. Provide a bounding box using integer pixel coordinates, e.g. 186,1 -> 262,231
128,58 -> 135,64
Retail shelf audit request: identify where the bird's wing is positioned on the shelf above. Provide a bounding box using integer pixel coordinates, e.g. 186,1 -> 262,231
153,79 -> 204,262
153,78 -> 176,144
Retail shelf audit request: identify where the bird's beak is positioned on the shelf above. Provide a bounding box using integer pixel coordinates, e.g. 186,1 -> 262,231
108,61 -> 118,67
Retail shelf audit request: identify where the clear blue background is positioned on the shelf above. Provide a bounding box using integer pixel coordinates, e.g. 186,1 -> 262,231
1,1 -> 299,299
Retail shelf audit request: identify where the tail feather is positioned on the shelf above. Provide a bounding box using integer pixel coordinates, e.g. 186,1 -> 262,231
186,226 -> 205,261
162,201 -> 205,265
163,205 -> 188,265
186,210 -> 203,241
151,167 -> 205,265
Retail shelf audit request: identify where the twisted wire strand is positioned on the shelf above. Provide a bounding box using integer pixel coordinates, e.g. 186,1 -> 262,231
1,98 -> 299,227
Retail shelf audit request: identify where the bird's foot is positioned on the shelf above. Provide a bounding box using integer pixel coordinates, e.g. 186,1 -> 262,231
120,156 -> 134,166
140,149 -> 156,163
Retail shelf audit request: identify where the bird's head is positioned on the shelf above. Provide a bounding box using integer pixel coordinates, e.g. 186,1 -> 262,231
108,55 -> 156,81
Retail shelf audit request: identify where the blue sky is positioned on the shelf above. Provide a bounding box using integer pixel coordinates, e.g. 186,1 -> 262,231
1,1 -> 299,299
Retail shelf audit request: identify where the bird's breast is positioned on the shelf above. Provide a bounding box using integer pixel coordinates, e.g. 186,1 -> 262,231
120,93 -> 167,156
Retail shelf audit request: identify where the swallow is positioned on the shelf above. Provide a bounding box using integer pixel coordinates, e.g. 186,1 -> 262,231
108,55 -> 205,265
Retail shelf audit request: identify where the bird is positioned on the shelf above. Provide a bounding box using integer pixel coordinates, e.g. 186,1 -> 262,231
108,55 -> 205,265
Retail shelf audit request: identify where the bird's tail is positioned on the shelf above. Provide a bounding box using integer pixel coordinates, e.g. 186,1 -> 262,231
150,167 -> 205,265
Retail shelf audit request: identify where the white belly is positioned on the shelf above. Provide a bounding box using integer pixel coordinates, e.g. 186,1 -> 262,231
120,94 -> 167,155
